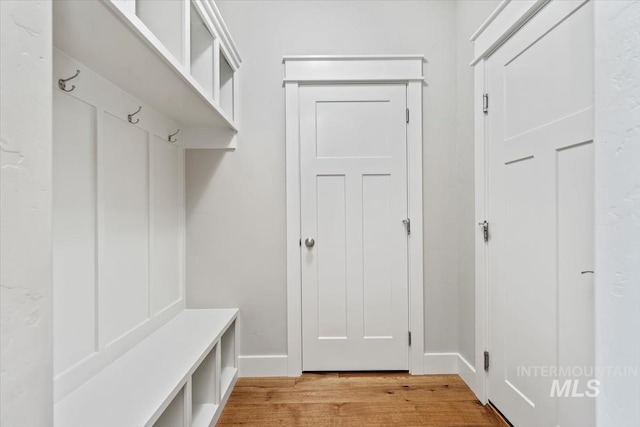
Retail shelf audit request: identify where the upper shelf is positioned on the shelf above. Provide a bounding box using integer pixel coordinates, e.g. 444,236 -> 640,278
53,0 -> 241,130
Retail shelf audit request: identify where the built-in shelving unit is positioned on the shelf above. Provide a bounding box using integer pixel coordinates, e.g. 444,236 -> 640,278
52,1 -> 242,425
54,309 -> 239,427
53,0 -> 241,147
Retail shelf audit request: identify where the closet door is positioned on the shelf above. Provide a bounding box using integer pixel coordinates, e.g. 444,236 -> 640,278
485,2 -> 594,426
299,84 -> 409,371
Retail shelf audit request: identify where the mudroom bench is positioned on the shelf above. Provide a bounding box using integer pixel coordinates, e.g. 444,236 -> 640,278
55,309 -> 238,427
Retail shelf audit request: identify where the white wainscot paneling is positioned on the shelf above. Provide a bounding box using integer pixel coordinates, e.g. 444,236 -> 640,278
53,28 -> 188,406
100,112 -> 150,346
53,50 -> 186,401
53,91 -> 98,376
150,135 -> 183,315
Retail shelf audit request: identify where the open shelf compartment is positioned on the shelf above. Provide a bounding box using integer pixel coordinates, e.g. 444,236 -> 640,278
191,344 -> 219,427
190,2 -> 215,99
220,321 -> 237,398
153,385 -> 187,427
219,50 -> 235,121
135,0 -> 186,65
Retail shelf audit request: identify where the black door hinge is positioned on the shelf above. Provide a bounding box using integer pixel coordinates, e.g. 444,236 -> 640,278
408,331 -> 412,346
406,108 -> 410,123
479,220 -> 489,243
484,351 -> 490,372
483,93 -> 489,114
402,218 -> 411,235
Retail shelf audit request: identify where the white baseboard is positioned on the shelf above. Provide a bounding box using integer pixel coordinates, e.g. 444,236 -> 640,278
423,352 -> 459,374
457,353 -> 477,392
238,355 -> 288,377
423,352 -> 477,395
238,353 -> 476,392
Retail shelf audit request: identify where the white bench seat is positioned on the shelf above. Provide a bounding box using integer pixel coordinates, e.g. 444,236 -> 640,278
55,309 -> 238,427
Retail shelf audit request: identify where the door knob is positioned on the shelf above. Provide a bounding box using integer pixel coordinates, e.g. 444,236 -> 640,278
305,237 -> 315,248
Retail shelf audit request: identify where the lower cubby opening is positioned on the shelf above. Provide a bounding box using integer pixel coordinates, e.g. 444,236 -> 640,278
153,386 -> 186,427
192,345 -> 219,427
220,322 -> 237,398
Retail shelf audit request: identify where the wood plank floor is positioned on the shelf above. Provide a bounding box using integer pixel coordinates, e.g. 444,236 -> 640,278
218,373 -> 506,426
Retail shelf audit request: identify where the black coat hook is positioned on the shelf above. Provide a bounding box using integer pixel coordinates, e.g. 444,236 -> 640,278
168,129 -> 180,143
128,106 -> 142,124
59,69 -> 80,92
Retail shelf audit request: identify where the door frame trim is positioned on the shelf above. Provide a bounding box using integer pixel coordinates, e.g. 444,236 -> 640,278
471,0 -> 591,404
283,55 -> 425,376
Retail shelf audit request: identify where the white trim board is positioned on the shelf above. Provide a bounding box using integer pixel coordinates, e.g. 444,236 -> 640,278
457,354 -> 477,394
423,353 -> 477,393
283,55 -> 425,83
470,0 -> 550,65
284,56 -> 425,376
238,353 -> 476,388
238,355 -> 289,378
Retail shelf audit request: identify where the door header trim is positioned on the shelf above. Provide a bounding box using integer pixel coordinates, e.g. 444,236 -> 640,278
283,56 -> 425,83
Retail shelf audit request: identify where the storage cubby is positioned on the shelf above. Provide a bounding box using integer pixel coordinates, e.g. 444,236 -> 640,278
220,322 -> 237,398
190,4 -> 215,98
153,386 -> 186,427
136,0 -> 185,63
219,51 -> 235,120
191,345 -> 218,427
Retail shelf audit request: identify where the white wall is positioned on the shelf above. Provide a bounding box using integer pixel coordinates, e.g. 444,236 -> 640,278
594,1 -> 640,425
455,0 -> 501,369
0,1 -> 53,425
186,0 -> 461,361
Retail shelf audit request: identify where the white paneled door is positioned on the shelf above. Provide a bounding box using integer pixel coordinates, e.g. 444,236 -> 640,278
486,2 -> 594,426
300,84 -> 409,371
